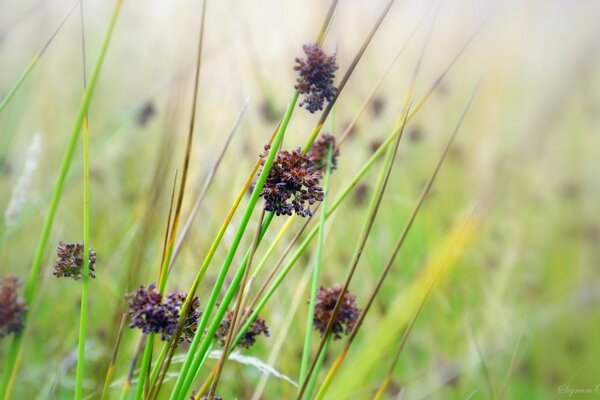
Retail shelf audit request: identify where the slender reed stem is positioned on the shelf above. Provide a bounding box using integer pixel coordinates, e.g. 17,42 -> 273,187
74,1 -> 90,397
299,142 -> 333,384
100,314 -> 127,400
0,0 -> 80,115
207,210 -> 266,399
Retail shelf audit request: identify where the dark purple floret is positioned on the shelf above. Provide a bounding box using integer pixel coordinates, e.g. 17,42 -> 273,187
258,145 -> 324,217
0,275 -> 26,339
125,283 -> 201,343
313,285 -> 360,340
294,43 -> 338,113
308,133 -> 339,172
52,241 -> 97,280
215,309 -> 270,349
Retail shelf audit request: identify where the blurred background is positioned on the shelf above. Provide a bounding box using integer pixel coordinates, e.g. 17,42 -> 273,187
1,0 -> 599,398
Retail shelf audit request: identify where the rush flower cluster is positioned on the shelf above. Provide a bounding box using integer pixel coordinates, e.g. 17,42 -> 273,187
52,241 -> 97,280
215,308 -> 270,349
313,285 -> 360,340
259,145 -> 324,217
294,43 -> 338,113
125,283 -> 201,343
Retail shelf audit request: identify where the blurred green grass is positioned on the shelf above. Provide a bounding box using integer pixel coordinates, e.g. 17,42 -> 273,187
1,0 -> 599,399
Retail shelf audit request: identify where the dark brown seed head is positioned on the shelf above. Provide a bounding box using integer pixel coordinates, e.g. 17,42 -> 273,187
215,308 -> 270,349
294,43 -> 338,113
308,133 -> 339,172
0,275 -> 26,339
125,283 -> 201,343
259,145 -> 324,217
313,285 -> 360,340
52,241 -> 97,280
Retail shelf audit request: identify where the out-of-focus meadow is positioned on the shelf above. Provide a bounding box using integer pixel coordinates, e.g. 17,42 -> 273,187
1,0 -> 599,399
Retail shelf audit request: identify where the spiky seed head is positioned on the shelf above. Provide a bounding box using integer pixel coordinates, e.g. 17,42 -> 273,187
259,145 -> 324,217
52,241 -> 97,280
294,43 -> 338,113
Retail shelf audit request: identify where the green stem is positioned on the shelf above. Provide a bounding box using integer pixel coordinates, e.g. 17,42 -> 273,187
171,92 -> 299,400
0,57 -> 38,115
134,335 -> 154,400
75,118 -> 91,400
303,335 -> 331,400
0,2 -> 122,398
300,143 -> 333,384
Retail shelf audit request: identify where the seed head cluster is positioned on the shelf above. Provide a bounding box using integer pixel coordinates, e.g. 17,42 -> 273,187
53,241 -> 97,280
215,309 -> 270,349
308,133 -> 339,172
313,285 -> 360,340
125,283 -> 201,343
0,275 -> 27,339
294,43 -> 338,113
259,145 -> 324,217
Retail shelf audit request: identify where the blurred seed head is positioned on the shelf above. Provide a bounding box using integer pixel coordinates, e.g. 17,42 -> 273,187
52,241 -> 97,280
259,145 -> 324,217
215,308 -> 270,349
308,133 -> 339,172
313,285 -> 360,340
0,275 -> 27,339
137,101 -> 156,127
294,43 -> 338,113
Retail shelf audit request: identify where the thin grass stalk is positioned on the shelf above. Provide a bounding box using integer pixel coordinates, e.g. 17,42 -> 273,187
146,342 -> 169,399
171,92 -> 299,400
337,1 -> 433,148
0,2 -> 123,398
296,103 -> 412,399
303,335 -> 331,400
133,170 -> 179,400
299,141 -> 333,384
314,86 -> 479,399
250,266 -> 312,400
119,335 -> 146,400
249,216 -> 295,279
75,2 -> 90,397
207,210 -> 266,399
100,314 -> 127,400
0,0 -> 80,115
137,1 -> 208,395
169,99 -> 249,270
372,211 -> 478,399
158,0 -> 207,292
247,209 -> 317,311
